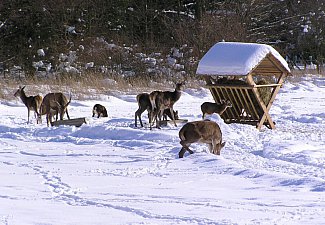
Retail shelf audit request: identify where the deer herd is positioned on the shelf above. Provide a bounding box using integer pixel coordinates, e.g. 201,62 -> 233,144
14,83 -> 232,158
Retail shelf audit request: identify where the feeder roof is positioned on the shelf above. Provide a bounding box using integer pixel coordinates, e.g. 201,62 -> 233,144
196,42 -> 290,76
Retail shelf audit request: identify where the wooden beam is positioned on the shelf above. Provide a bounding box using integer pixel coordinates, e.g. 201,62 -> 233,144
246,74 -> 275,130
51,117 -> 86,127
257,72 -> 286,130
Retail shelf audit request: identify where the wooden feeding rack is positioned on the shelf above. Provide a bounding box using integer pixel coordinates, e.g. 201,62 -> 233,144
197,42 -> 291,130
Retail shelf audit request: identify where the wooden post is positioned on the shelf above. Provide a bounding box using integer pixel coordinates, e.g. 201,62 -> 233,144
257,73 -> 286,130
246,74 -> 275,130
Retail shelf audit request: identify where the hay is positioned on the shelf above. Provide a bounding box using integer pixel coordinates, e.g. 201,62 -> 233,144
214,77 -> 272,117
256,79 -> 271,106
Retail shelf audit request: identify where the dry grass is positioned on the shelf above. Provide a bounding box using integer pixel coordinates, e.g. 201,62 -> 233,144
1,72 -> 206,101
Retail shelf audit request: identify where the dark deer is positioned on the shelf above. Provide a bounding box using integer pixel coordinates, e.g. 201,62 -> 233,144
92,104 -> 108,118
178,120 -> 225,158
135,93 -> 153,127
14,86 -> 43,124
149,82 -> 184,129
39,92 -> 71,126
201,100 -> 232,119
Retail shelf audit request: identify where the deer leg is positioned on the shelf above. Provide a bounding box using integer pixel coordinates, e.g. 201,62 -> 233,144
169,108 -> 177,127
149,108 -> 159,130
149,110 -> 155,130
134,112 -> 138,127
46,113 -> 50,127
155,109 -> 163,129
179,147 -> 187,158
27,109 -> 30,124
211,139 -> 219,155
66,110 -> 70,120
179,141 -> 193,157
135,108 -> 145,127
34,111 -> 40,124
207,143 -> 213,154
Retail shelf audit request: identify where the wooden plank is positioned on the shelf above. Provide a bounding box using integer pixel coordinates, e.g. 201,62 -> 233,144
206,84 -> 254,89
255,84 -> 282,88
51,117 -> 86,127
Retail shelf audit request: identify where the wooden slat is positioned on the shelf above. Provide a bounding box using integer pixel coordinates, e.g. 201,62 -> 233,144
51,117 -> 86,127
219,87 -> 235,119
244,89 -> 259,120
234,88 -> 246,117
229,88 -> 242,119
222,88 -> 237,119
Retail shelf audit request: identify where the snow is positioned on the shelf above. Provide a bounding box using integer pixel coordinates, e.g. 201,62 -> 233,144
37,49 -> 45,57
196,42 -> 291,75
1,75 -> 325,225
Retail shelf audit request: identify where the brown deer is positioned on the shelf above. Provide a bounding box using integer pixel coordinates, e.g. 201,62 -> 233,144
201,100 -> 232,119
149,82 -> 184,129
178,120 -> 225,158
14,86 -> 43,124
135,93 -> 153,127
135,93 -> 179,127
39,92 -> 71,126
92,104 -> 108,118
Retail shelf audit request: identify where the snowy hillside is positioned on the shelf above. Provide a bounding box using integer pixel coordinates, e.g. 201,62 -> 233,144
1,75 -> 325,225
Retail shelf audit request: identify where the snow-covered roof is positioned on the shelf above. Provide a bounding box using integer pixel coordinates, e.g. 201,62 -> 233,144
196,42 -> 290,76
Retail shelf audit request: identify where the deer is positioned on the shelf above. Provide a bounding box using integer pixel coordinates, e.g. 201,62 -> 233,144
135,92 -> 179,127
201,100 -> 232,119
135,93 -> 152,127
39,92 -> 71,126
149,82 -> 185,129
14,86 -> 43,124
178,120 -> 225,158
92,104 -> 108,118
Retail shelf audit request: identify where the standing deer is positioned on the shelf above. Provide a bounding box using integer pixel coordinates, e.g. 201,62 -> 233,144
92,104 -> 108,118
149,82 -> 184,129
135,93 -> 179,127
201,100 -> 232,119
178,120 -> 225,158
39,92 -> 71,126
135,93 -> 153,127
14,86 -> 43,124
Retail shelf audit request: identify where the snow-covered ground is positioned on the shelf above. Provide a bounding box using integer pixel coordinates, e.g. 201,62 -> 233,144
1,75 -> 325,225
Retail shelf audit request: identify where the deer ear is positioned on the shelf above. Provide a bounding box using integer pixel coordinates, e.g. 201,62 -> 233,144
221,142 -> 226,148
22,86 -> 26,90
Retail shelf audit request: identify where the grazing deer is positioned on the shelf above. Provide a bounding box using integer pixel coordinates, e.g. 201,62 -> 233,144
178,120 -> 225,158
39,92 -> 71,126
135,93 -> 153,127
92,104 -> 108,118
149,82 -> 185,129
201,100 -> 232,119
14,86 -> 43,124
